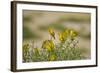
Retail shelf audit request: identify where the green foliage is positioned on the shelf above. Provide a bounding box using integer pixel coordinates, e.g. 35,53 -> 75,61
23,44 -> 31,62
23,28 -> 87,62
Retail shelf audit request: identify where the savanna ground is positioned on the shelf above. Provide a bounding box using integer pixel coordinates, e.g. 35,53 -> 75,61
23,10 -> 91,62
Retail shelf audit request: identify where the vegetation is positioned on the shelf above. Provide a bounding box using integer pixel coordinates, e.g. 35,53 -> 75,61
23,28 -> 86,62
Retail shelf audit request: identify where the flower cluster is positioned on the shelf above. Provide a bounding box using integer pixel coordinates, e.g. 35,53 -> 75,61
42,40 -> 54,52
23,28 -> 85,62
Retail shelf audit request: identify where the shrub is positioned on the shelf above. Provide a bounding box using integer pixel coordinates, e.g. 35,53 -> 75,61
23,28 -> 86,62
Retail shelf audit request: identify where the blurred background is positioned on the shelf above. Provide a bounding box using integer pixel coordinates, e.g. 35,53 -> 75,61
23,10 -> 91,59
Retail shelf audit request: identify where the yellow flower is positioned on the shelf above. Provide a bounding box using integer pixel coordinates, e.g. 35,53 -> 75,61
58,33 -> 65,43
42,40 -> 54,52
65,29 -> 71,35
58,31 -> 68,43
69,29 -> 78,40
49,54 -> 56,61
48,28 -> 55,39
58,29 -> 78,42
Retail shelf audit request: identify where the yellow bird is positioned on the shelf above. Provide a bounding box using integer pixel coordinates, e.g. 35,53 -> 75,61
48,28 -> 55,39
